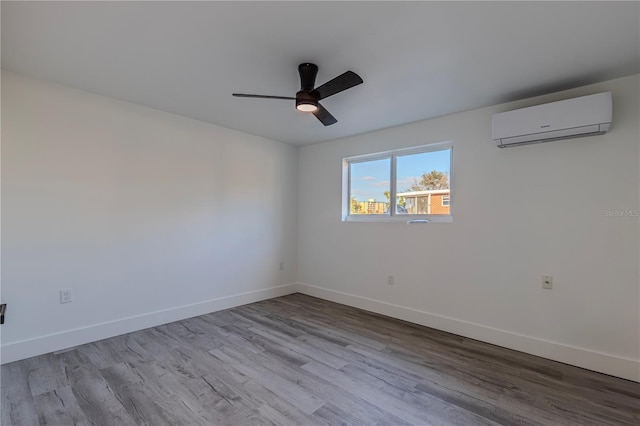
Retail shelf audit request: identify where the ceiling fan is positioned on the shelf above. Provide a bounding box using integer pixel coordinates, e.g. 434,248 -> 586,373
233,63 -> 363,126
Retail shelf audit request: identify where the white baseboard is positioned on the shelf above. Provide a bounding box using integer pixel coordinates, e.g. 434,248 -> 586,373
296,282 -> 640,382
1,283 -> 298,364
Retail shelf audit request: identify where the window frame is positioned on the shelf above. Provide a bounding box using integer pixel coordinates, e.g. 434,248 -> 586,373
342,141 -> 453,223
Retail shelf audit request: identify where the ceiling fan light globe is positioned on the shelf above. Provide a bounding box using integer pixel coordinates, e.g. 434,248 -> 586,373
296,103 -> 318,112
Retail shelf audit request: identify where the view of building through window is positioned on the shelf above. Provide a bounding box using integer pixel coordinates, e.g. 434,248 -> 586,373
349,147 -> 451,216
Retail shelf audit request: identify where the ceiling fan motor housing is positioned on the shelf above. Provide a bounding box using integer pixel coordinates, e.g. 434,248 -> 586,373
298,63 -> 318,90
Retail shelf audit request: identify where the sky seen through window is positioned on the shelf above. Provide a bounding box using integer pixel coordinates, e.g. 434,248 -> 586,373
350,149 -> 450,202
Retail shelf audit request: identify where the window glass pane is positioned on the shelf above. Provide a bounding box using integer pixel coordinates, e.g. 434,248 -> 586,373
349,158 -> 391,215
395,149 -> 451,215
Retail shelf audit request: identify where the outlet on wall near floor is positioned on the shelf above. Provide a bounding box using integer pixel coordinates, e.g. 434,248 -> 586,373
387,275 -> 395,286
542,276 -> 553,289
279,261 -> 284,271
60,288 -> 73,304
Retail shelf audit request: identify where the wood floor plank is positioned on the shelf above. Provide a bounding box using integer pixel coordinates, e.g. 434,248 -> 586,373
123,355 -> 234,425
59,351 -> 139,426
291,315 -> 389,350
100,361 -> 207,426
348,343 -> 563,424
232,306 -> 307,339
33,386 -> 91,426
311,402 -> 384,426
127,328 -> 180,362
382,340 -> 634,425
23,353 -> 69,398
219,334 -> 412,425
1,362 -> 39,426
249,325 -> 348,370
301,359 -> 496,426
210,345 -> 327,415
167,345 -> 324,426
223,323 -> 313,367
2,293 -> 639,426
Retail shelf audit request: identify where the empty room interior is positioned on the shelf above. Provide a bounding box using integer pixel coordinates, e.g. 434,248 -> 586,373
2,2 -> 639,425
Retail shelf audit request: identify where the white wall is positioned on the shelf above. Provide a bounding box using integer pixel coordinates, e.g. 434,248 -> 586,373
3,70 -> 638,382
1,71 -> 299,362
297,75 -> 640,381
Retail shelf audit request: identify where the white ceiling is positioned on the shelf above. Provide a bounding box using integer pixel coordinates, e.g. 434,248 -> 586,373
2,1 -> 639,146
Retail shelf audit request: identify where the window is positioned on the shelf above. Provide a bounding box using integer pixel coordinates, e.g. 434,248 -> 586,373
348,158 -> 390,215
343,142 -> 452,222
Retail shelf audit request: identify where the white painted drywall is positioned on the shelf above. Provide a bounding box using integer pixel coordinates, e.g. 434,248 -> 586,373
297,74 -> 640,381
1,71 -> 298,362
3,70 -> 639,381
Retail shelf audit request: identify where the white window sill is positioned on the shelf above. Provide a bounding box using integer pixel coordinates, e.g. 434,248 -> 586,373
342,215 -> 453,223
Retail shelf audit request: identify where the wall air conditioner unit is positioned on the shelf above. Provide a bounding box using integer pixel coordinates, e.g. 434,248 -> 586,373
492,92 -> 612,148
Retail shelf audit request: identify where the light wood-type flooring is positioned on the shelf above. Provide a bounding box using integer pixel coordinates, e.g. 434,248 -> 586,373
2,293 -> 639,425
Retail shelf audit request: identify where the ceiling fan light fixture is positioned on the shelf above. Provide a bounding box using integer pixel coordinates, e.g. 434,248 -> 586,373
296,102 -> 318,112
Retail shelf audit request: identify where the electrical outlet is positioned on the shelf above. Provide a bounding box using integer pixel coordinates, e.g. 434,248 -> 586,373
542,276 -> 553,290
279,261 -> 284,271
387,275 -> 395,286
60,288 -> 73,304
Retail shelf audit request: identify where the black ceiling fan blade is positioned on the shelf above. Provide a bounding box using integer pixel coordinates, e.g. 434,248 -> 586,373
232,93 -> 295,100
312,103 -> 338,126
312,71 -> 363,100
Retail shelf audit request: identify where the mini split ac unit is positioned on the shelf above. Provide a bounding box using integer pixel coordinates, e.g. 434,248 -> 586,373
492,92 -> 612,148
